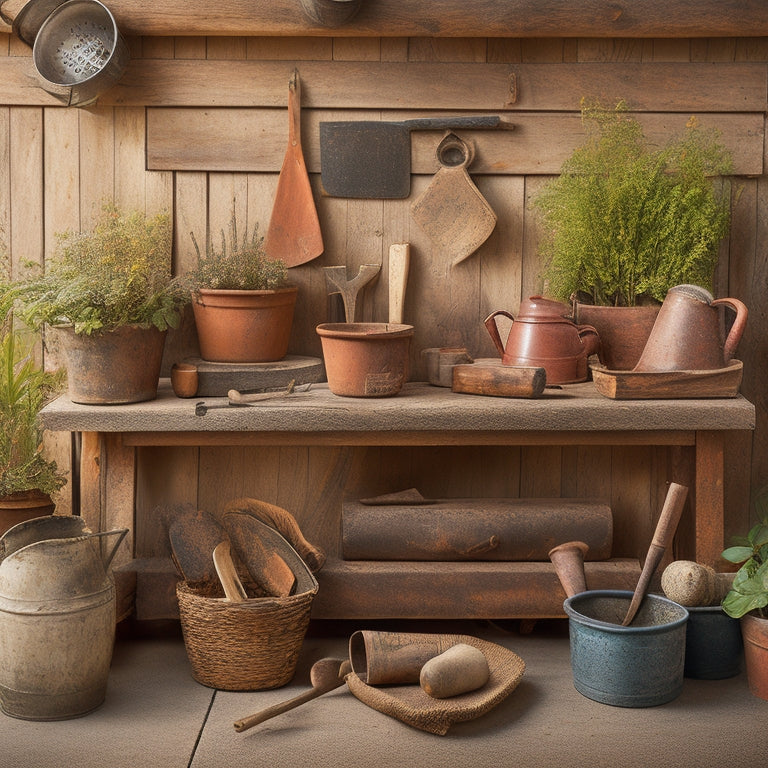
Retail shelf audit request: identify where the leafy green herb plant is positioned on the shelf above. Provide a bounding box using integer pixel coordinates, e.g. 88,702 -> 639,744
536,101 -> 733,307
0,202 -> 189,335
721,493 -> 768,620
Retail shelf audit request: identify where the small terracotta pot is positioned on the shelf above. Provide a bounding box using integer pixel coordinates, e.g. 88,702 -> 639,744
741,611 -> 768,700
316,322 -> 413,397
0,491 -> 56,537
192,287 -> 298,363
53,324 -> 167,404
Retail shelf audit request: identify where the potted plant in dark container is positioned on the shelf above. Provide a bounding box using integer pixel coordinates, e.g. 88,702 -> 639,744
186,216 -> 297,363
0,316 -> 67,535
0,203 -> 189,404
534,100 -> 733,370
721,497 -> 768,700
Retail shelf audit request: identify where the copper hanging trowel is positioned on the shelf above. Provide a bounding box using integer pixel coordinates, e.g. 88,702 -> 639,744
411,132 -> 497,267
263,69 -> 324,267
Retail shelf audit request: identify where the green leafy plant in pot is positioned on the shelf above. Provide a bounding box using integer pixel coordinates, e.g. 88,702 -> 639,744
0,203 -> 188,404
721,490 -> 768,700
0,314 -> 67,534
185,214 -> 297,363
535,100 -> 733,369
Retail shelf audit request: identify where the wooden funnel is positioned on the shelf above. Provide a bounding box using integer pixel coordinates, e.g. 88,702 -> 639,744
549,541 -> 590,598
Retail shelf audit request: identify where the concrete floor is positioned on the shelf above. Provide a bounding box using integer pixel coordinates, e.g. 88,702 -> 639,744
2,618 -> 766,768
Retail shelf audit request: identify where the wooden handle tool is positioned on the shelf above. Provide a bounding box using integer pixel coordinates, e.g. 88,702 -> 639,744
622,482 -> 688,625
452,361 -> 546,398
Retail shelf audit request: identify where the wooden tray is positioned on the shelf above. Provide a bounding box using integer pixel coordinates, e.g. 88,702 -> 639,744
590,359 -> 743,400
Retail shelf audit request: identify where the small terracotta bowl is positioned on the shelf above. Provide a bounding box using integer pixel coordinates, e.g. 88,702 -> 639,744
316,323 -> 414,397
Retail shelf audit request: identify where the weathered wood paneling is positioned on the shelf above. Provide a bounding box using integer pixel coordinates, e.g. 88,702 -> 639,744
0,32 -> 765,566
2,0 -> 766,38
146,109 -> 764,176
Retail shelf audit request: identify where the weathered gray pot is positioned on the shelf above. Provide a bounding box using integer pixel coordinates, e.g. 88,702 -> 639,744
563,590 -> 688,707
684,605 -> 742,679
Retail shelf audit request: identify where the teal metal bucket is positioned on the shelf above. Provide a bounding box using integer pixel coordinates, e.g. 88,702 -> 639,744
564,590 -> 688,707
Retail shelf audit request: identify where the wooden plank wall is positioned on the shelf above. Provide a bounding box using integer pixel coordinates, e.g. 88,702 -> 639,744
1,33 -> 766,566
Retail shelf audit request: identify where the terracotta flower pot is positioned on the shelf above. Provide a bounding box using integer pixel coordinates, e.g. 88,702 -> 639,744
316,322 -> 413,397
741,611 -> 768,700
572,302 -> 661,371
53,324 -> 167,404
0,491 -> 56,537
192,287 -> 298,363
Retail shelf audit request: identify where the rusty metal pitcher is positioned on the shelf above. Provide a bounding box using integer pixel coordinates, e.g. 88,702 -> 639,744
484,296 -> 600,384
0,516 -> 127,720
634,285 -> 748,372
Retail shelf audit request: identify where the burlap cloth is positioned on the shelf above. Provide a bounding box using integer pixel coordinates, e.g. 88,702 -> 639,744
344,632 -> 525,735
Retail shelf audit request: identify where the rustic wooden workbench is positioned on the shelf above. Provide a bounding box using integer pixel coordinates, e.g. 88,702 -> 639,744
41,380 -> 755,620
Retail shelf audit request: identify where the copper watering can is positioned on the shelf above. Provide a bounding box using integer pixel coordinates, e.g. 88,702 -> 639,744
634,285 -> 747,372
484,296 -> 600,385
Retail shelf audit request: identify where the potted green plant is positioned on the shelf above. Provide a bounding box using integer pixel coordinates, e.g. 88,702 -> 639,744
0,202 -> 189,404
535,100 -> 733,369
0,316 -> 67,534
721,494 -> 768,700
186,215 -> 297,363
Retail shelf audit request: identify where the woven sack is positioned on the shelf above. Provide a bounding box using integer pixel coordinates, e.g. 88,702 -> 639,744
177,579 -> 317,691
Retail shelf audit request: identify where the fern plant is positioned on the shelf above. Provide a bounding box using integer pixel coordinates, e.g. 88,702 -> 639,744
536,101 -> 733,307
0,202 -> 189,335
0,317 -> 66,498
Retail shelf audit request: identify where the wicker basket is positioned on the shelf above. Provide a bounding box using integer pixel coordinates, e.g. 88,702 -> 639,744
177,580 -> 317,691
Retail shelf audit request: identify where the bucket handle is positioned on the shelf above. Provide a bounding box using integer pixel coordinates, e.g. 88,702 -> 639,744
90,528 -> 129,569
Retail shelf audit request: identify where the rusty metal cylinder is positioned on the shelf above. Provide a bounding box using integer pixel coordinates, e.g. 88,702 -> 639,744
0,517 -> 126,720
343,498 -> 612,561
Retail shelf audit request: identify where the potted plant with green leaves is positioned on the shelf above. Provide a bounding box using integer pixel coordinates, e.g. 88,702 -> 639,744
534,100 -> 733,369
0,315 -> 67,534
721,497 -> 768,700
185,215 -> 296,363
0,202 -> 189,404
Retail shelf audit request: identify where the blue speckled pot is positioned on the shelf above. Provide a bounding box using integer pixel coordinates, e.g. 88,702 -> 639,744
564,590 -> 689,707
684,605 -> 742,679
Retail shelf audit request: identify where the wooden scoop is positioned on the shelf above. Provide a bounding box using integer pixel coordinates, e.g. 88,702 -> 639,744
212,541 -> 247,602
234,657 -> 351,733
622,482 -> 688,625
263,68 -> 324,267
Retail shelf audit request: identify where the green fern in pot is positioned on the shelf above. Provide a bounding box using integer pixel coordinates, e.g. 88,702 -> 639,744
536,100 -> 733,308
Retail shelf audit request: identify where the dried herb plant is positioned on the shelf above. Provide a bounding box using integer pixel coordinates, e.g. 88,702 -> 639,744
536,101 -> 733,307
188,215 -> 288,292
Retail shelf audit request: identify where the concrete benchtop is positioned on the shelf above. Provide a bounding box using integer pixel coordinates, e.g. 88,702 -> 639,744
40,380 -> 756,435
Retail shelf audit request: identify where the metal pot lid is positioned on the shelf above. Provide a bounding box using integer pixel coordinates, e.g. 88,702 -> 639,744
3,0 -> 67,46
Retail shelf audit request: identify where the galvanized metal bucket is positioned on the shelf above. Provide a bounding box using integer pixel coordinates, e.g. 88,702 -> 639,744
0,516 -> 127,720
563,590 -> 689,707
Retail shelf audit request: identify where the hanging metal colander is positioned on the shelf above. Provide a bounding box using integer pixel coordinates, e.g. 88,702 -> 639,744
31,0 -> 128,107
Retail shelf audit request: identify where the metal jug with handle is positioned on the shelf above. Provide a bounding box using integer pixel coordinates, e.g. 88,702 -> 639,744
633,285 -> 748,372
0,515 -> 127,720
484,296 -> 600,385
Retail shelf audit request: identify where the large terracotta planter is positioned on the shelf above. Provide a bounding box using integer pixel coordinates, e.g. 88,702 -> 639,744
572,302 -> 661,371
741,611 -> 768,700
192,287 -> 298,363
0,491 -> 55,537
53,324 -> 167,405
